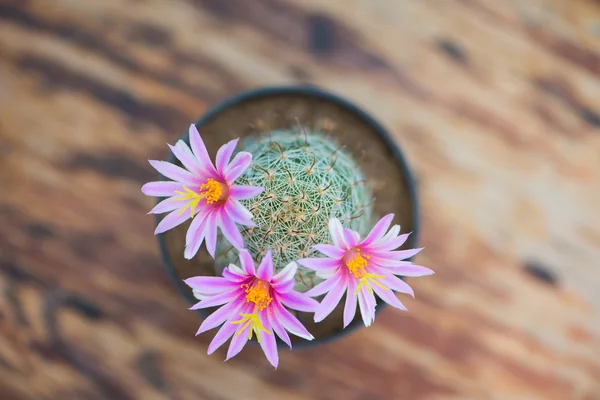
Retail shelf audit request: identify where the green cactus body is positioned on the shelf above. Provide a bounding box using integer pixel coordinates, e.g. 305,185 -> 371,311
216,128 -> 374,291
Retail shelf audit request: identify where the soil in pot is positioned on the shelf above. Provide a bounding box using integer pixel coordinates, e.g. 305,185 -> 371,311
159,87 -> 417,344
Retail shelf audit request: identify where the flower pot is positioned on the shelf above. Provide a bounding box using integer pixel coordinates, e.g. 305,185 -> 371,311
157,85 -> 419,346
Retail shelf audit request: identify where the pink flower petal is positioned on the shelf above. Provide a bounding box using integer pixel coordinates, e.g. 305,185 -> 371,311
379,274 -> 415,298
226,314 -> 252,360
368,256 -> 413,268
239,249 -> 256,275
343,278 -> 358,328
215,139 -> 239,174
175,140 -> 195,157
316,269 -> 337,280
229,185 -> 264,200
297,258 -> 340,272
149,197 -> 180,215
259,326 -> 278,368
343,229 -> 360,247
372,285 -> 407,311
272,279 -> 294,293
184,211 -> 211,260
369,233 -> 411,252
204,212 -> 218,257
188,124 -> 218,177
148,160 -> 198,186
218,210 -> 244,250
224,199 -> 255,226
185,209 -> 210,248
168,143 -> 204,177
376,224 -> 400,244
207,321 -> 238,354
314,276 -> 347,322
279,291 -> 319,312
272,262 -> 297,285
313,244 -> 345,259
141,181 -> 184,197
387,265 -> 434,277
361,213 -> 394,246
224,152 -> 252,182
223,271 -> 251,288
272,301 -> 314,341
189,289 -> 241,310
256,312 -> 278,368
191,290 -> 208,301
256,250 -> 274,281
155,209 -> 189,234
305,273 -> 342,297
364,289 -> 377,319
267,306 -> 291,348
357,290 -> 369,326
196,296 -> 245,335
328,218 -> 347,248
371,247 -> 423,261
357,289 -> 375,327
227,263 -> 245,276
222,268 -> 248,283
258,309 -> 272,332
184,276 -> 239,295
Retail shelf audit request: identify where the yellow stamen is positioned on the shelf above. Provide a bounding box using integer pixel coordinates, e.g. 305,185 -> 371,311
231,313 -> 271,342
173,186 -> 202,218
345,249 -> 369,278
355,273 -> 388,295
242,280 -> 273,310
198,178 -> 223,204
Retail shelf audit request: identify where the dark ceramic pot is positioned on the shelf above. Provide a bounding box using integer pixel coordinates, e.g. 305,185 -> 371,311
156,85 -> 419,347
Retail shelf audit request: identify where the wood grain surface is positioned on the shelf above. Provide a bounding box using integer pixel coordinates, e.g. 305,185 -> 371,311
1,0 -> 600,399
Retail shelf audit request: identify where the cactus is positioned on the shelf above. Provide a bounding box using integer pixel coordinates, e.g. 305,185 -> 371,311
215,126 -> 374,292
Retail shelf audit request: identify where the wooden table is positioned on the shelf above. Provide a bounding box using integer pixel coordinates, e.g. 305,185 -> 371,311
1,0 -> 599,399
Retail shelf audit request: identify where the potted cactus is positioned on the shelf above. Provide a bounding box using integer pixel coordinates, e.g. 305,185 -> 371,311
142,86 -> 432,368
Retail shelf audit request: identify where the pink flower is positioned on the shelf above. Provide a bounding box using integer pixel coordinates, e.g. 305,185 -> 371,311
142,124 -> 264,259
298,214 -> 433,327
184,249 -> 318,368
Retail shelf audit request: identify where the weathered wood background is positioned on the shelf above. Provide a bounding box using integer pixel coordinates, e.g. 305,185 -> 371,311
1,0 -> 600,399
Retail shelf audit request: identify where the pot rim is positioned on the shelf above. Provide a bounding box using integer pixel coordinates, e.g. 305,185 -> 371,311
156,85 -> 420,348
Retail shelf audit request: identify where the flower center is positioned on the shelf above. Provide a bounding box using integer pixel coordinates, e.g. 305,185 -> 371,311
344,248 -> 369,278
199,178 -> 227,204
242,280 -> 273,310
343,248 -> 388,295
173,179 -> 228,218
231,313 -> 271,342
